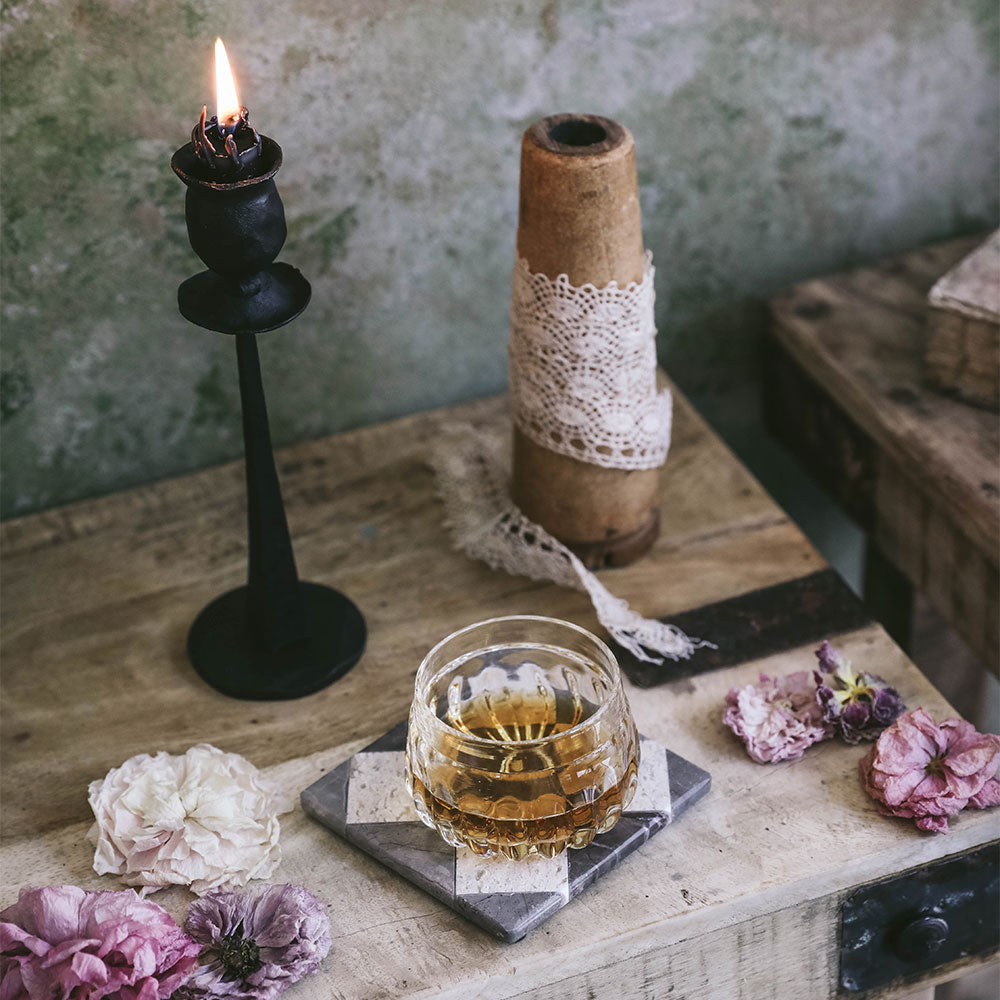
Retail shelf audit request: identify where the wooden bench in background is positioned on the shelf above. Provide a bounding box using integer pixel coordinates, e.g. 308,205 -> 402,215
765,238 -> 999,699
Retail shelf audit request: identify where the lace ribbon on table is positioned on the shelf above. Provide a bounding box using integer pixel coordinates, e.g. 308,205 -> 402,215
430,425 -> 713,664
508,250 -> 672,471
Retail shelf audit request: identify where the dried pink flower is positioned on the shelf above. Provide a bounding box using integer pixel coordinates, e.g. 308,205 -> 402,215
859,708 -> 1000,832
0,884 -> 199,1000
723,671 -> 833,763
88,744 -> 282,895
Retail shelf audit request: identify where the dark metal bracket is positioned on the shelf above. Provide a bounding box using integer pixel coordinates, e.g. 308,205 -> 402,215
839,841 -> 999,993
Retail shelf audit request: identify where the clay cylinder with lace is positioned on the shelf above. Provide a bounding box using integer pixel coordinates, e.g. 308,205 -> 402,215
510,113 -> 662,568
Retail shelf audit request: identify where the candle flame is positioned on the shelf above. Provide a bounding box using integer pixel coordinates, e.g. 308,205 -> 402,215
214,38 -> 241,128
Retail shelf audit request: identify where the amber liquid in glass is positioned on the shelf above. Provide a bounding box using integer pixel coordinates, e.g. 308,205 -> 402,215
409,687 -> 638,858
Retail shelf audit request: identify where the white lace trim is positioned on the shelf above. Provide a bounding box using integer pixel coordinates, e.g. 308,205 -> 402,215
508,251 -> 671,471
429,425 -> 714,665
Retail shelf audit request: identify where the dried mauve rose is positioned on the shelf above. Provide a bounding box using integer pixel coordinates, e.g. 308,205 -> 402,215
0,885 -> 199,1000
88,744 -> 282,896
172,884 -> 331,1000
723,671 -> 833,764
859,708 -> 1000,832
814,641 -> 905,744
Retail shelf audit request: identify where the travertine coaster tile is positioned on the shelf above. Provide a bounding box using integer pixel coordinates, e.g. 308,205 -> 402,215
629,739 -> 672,815
346,751 -> 418,824
456,849 -> 569,900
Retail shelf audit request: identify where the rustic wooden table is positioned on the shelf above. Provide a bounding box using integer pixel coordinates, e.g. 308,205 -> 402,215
765,237 -> 999,675
2,385 -> 997,999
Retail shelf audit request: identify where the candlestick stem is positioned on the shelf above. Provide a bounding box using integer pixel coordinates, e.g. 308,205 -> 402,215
236,331 -> 310,649
185,337 -> 366,697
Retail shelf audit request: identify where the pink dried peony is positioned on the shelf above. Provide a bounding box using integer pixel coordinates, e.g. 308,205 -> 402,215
723,671 -> 833,763
0,885 -> 199,1000
859,708 -> 1000,833
88,744 -> 282,895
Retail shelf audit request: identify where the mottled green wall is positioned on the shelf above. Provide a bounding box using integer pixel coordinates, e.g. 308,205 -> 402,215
2,0 -> 997,515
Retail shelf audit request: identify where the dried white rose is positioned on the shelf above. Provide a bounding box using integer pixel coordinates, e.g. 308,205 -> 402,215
87,743 -> 282,896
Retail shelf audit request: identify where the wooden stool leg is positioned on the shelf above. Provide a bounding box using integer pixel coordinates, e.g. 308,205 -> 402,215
934,962 -> 1000,1000
864,537 -> 914,653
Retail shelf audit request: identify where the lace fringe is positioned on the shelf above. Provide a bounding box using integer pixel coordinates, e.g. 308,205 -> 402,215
429,425 -> 714,665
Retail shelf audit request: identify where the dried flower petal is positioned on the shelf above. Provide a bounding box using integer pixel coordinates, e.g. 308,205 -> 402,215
0,885 -> 199,1000
859,709 -> 1000,833
87,744 -> 283,896
814,641 -> 905,744
173,884 -> 331,1000
969,778 -> 1000,810
723,671 -> 833,763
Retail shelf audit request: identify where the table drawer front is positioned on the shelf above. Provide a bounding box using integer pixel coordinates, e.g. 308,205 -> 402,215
839,842 -> 999,992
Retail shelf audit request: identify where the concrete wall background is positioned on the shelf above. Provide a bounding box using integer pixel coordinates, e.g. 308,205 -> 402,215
2,0 -> 997,516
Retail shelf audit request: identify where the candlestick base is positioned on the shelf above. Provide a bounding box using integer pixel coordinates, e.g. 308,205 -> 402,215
178,262 -> 311,335
187,581 -> 366,700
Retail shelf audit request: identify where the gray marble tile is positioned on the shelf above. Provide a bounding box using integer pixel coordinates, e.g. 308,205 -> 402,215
566,814 -> 669,897
348,822 -> 456,900
459,892 -> 569,944
300,759 -> 350,838
301,721 -> 711,943
666,750 -> 713,816
364,720 -> 409,753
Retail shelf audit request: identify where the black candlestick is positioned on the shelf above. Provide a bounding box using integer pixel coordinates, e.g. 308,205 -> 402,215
172,132 -> 366,700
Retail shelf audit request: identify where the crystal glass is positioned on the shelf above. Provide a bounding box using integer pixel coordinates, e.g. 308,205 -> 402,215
405,615 -> 639,858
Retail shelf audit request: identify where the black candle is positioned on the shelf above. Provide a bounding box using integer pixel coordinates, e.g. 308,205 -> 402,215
190,38 -> 262,177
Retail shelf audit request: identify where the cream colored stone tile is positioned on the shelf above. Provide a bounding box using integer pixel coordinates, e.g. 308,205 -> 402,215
455,848 -> 569,899
627,741 -> 672,816
346,751 -> 418,824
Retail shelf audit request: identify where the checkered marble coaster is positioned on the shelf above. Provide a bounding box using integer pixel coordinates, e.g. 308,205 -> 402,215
301,720 -> 711,942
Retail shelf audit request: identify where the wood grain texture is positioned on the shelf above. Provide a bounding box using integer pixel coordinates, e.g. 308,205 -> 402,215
2,383 -> 996,999
766,237 -> 1000,671
875,459 -> 1000,669
926,309 -> 999,410
871,957 -> 1000,1000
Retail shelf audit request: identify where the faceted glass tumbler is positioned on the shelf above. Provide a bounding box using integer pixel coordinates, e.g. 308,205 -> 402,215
405,615 -> 639,859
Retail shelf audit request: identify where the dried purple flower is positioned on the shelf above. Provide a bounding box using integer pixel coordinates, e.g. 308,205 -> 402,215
723,671 -> 833,763
172,884 -> 331,1000
814,641 -> 905,744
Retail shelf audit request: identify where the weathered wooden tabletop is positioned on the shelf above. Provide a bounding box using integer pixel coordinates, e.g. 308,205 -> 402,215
1,385 -> 996,999
765,237 -> 999,672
